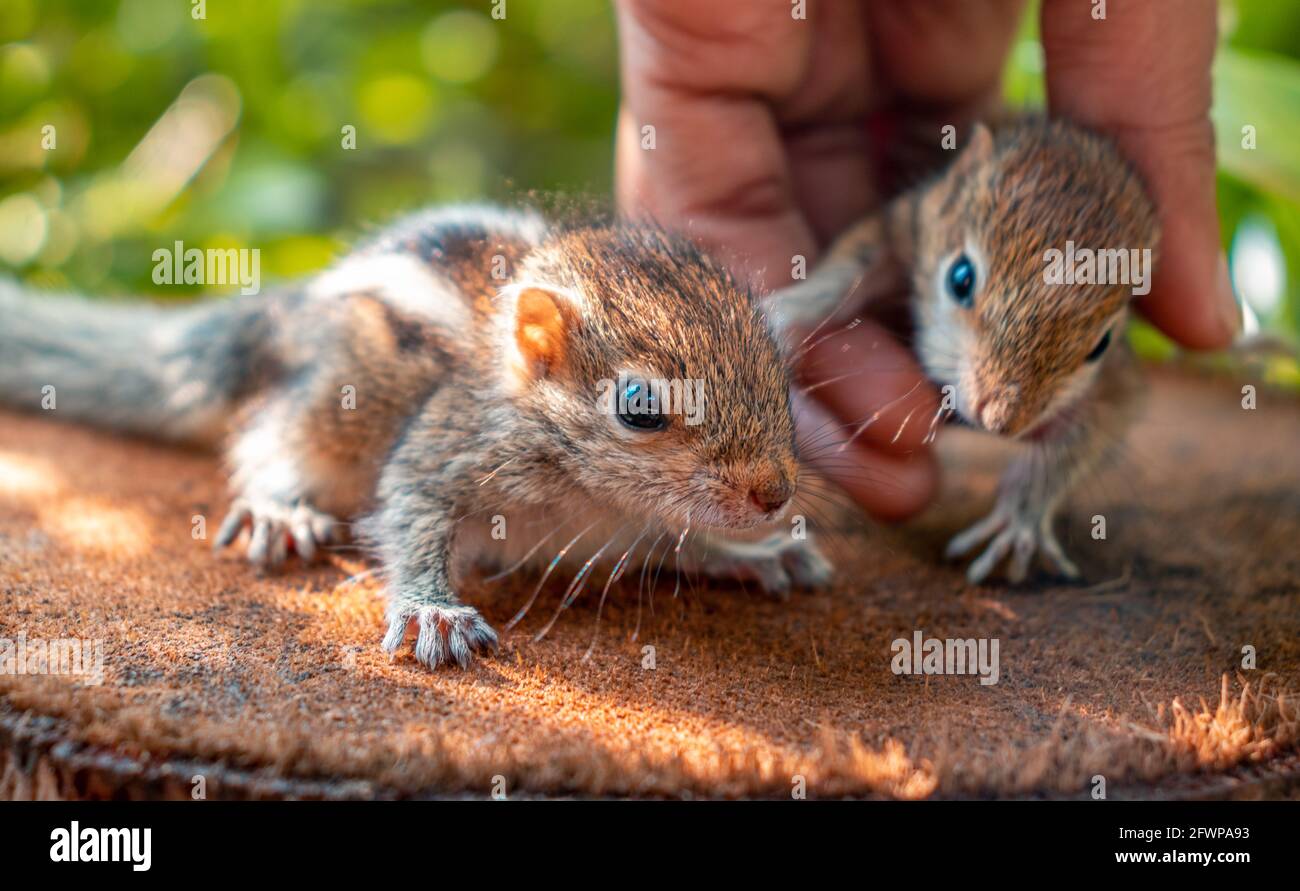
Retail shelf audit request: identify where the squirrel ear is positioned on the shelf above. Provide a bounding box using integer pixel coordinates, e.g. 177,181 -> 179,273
513,286 -> 575,377
951,122 -> 995,178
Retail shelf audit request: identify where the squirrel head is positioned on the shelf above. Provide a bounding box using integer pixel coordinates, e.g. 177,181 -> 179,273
910,119 -> 1160,437
500,224 -> 798,530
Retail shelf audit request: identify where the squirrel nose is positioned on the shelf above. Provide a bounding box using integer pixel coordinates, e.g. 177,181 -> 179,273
974,385 -> 1020,434
749,477 -> 794,514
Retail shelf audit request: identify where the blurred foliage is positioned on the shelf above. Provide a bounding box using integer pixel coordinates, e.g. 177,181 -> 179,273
0,0 -> 618,293
0,0 -> 1297,376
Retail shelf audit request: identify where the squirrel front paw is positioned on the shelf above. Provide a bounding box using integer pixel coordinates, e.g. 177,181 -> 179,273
945,500 -> 1079,584
382,602 -> 499,669
214,496 -> 339,568
691,534 -> 834,599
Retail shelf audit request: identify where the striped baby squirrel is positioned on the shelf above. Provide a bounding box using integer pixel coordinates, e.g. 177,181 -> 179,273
0,206 -> 831,669
768,118 -> 1158,584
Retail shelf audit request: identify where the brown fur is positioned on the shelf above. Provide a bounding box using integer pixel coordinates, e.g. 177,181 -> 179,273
768,117 -> 1161,583
912,119 -> 1159,433
2,206 -> 828,669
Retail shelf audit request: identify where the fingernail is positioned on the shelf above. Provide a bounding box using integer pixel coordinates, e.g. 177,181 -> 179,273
1216,253 -> 1241,342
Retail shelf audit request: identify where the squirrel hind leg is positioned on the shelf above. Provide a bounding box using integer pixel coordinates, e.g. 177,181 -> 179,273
214,399 -> 356,569
214,495 -> 340,568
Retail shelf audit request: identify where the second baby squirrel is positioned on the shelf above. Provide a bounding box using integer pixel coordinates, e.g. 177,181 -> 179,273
768,118 -> 1159,584
0,207 -> 831,669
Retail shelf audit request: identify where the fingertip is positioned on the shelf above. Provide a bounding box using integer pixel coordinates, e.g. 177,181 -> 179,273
1139,238 -> 1239,352
812,445 -> 939,522
795,320 -> 940,454
793,389 -> 939,521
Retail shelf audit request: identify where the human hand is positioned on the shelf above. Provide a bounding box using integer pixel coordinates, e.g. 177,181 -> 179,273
615,0 -> 1234,521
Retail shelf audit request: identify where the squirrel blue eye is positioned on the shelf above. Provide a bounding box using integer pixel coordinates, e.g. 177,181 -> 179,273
617,379 -> 665,431
1086,329 -> 1112,362
946,254 -> 976,307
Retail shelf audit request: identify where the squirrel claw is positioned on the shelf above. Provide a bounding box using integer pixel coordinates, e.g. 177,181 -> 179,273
215,497 -> 338,569
947,505 -> 1079,584
382,603 -> 499,669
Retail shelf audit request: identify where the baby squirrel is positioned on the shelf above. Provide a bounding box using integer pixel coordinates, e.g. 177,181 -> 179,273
0,206 -> 832,669
768,117 -> 1159,584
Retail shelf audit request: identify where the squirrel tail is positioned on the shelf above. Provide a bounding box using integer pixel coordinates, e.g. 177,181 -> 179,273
0,278 -> 281,445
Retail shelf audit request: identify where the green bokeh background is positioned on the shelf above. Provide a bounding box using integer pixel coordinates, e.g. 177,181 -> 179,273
0,0 -> 619,288
0,0 -> 1297,376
